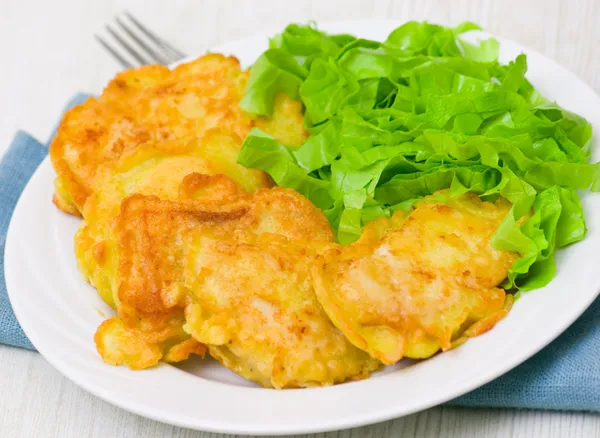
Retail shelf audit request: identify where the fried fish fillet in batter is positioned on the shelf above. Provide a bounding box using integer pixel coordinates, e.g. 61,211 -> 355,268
183,234 -> 379,388
74,131 -> 269,309
313,191 -> 518,365
94,181 -> 246,370
111,174 -> 334,319
95,174 -> 373,380
50,53 -> 307,216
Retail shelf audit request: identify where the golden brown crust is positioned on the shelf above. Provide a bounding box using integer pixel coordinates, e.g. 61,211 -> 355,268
163,338 -> 207,363
313,190 -> 519,365
95,175 -> 338,373
50,54 -> 306,216
255,93 -> 308,147
182,227 -> 378,388
178,173 -> 246,200
95,315 -> 206,370
56,53 -> 312,377
73,130 -> 272,316
113,175 -> 335,319
52,193 -> 82,217
115,192 -> 248,318
49,55 -> 252,215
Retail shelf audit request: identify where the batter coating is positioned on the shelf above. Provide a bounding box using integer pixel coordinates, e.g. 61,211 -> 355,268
313,191 -> 518,365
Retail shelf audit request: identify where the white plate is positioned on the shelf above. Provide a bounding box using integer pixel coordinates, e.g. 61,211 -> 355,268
6,20 -> 600,436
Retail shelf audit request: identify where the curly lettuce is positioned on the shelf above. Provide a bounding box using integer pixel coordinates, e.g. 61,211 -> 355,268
237,21 -> 598,290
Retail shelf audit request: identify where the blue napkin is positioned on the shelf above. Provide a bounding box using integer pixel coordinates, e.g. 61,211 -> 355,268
2,95 -> 600,412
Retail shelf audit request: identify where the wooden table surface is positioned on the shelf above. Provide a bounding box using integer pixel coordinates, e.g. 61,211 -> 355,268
2,0 -> 600,436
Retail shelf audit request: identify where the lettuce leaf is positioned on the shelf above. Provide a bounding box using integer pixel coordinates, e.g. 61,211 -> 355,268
237,21 -> 596,290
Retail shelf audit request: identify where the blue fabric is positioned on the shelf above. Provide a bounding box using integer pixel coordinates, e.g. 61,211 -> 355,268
1,95 -> 600,412
0,94 -> 89,349
449,299 -> 600,411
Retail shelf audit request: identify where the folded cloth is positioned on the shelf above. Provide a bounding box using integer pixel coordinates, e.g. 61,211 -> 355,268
0,94 -> 89,349
1,95 -> 600,412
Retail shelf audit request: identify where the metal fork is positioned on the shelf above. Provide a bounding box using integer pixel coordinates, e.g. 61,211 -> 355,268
95,11 -> 187,68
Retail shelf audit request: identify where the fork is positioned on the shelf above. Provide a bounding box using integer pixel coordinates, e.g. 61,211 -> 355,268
95,11 -> 187,68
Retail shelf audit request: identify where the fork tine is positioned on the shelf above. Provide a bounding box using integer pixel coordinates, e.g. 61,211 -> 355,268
124,11 -> 186,61
95,35 -> 134,69
115,17 -> 172,65
105,25 -> 151,66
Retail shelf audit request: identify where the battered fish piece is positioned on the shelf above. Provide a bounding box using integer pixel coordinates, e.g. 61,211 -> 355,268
183,234 -> 379,388
71,55 -> 306,369
94,174 -> 348,374
75,132 -> 269,309
313,191 -> 518,365
94,183 -> 246,369
95,314 -> 207,370
111,175 -> 334,319
50,53 -> 307,216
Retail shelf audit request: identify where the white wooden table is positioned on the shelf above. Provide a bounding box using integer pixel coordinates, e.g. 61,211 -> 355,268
2,0 -> 600,436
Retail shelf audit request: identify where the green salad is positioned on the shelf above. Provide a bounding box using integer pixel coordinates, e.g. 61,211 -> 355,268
237,21 -> 599,290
